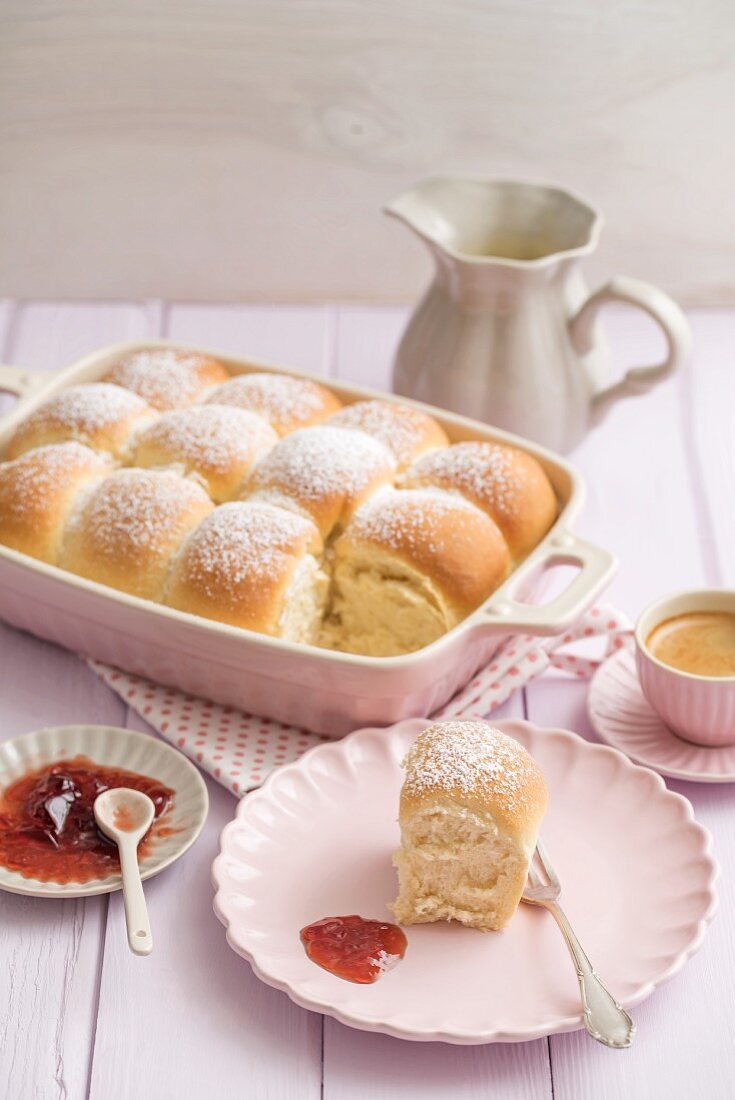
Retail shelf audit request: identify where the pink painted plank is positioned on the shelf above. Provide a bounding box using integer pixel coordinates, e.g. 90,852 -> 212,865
526,309 -> 734,1097
0,302 -> 148,1100
324,1018 -> 551,1100
332,305 -> 407,391
0,300 -> 14,416
166,303 -> 331,375
686,309 -> 735,585
524,678 -> 734,1100
88,305 -> 327,1099
566,306 -> 703,611
90,708 -> 322,1100
0,626 -> 127,1100
6,300 -> 157,374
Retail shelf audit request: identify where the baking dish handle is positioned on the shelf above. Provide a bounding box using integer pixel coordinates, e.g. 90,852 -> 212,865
0,364 -> 47,402
479,531 -> 617,635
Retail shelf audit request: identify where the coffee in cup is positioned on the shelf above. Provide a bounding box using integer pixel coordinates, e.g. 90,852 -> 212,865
635,590 -> 735,747
646,611 -> 735,678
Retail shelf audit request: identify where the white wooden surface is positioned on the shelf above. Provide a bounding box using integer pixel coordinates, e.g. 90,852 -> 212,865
0,300 -> 733,1099
4,2 -> 735,304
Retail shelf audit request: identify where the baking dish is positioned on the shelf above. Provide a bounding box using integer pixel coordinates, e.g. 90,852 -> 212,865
0,342 -> 616,736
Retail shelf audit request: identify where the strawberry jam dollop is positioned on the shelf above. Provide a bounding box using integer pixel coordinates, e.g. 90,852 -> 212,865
0,755 -> 173,883
300,914 -> 407,984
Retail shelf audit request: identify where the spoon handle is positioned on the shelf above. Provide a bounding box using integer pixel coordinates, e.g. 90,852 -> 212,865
118,839 -> 153,956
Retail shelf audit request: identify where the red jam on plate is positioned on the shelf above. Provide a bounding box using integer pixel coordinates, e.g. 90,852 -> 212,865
300,915 -> 407,984
0,755 -> 173,883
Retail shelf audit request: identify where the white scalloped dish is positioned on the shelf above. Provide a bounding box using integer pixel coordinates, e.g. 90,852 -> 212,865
0,725 -> 209,898
213,717 -> 718,1044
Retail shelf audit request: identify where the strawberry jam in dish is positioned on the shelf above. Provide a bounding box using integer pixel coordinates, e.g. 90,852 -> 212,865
300,914 -> 407,984
0,755 -> 173,883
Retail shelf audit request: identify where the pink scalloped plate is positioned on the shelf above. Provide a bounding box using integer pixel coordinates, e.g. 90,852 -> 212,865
589,647 -> 735,783
212,717 -> 718,1044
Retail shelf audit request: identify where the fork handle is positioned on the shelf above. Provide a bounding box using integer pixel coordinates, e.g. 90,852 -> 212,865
546,899 -> 635,1048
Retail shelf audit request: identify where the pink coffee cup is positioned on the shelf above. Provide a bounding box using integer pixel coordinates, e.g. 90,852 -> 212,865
635,589 -> 735,747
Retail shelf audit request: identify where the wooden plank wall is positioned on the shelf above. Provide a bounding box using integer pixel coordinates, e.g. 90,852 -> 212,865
2,1 -> 735,303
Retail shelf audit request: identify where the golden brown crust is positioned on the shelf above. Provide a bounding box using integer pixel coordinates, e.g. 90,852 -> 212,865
399,720 -> 548,844
59,468 -> 213,600
106,348 -> 229,411
243,426 -> 395,544
206,372 -> 342,435
2,351 -> 560,658
132,404 -> 278,503
333,489 -> 509,617
325,400 -> 448,469
0,443 -> 114,564
400,441 -> 557,559
165,501 -> 320,633
5,384 -> 156,461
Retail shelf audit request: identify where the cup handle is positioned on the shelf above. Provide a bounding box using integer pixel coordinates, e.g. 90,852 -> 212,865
568,275 -> 692,424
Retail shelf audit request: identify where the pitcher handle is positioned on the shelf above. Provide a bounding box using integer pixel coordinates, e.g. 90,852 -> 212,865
568,276 -> 691,425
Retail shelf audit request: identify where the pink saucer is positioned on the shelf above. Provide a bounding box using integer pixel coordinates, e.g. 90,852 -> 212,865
589,646 -> 735,783
213,717 -> 717,1044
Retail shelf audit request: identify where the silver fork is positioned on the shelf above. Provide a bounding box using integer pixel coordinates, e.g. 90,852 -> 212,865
522,838 -> 635,1049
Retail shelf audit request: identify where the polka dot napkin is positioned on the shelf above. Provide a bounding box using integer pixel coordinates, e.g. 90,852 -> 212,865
88,603 -> 630,797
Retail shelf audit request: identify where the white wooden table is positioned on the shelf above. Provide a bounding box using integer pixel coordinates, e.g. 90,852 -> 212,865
0,300 -> 733,1100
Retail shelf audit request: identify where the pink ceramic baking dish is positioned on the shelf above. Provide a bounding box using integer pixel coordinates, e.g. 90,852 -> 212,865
0,342 -> 616,736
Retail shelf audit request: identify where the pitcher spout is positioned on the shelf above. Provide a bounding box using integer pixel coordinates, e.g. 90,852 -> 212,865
383,178 -> 455,255
385,177 -> 603,268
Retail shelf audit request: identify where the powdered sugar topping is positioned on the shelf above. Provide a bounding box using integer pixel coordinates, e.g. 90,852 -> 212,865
73,469 -> 211,555
207,373 -> 337,431
137,404 -> 277,473
326,400 -> 443,465
108,349 -> 225,410
1,442 -> 109,518
403,720 -> 539,811
406,442 -> 532,517
23,383 -> 149,434
348,488 -> 485,549
180,502 -> 314,591
248,427 -> 394,502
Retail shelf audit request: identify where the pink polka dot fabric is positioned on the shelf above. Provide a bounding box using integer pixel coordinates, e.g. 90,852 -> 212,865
87,662 -> 329,796
88,603 -> 630,796
433,603 -> 631,719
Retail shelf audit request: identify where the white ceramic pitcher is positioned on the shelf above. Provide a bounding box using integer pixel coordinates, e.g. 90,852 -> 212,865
387,178 -> 691,452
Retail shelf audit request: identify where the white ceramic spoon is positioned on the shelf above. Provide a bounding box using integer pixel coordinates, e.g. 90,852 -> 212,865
94,788 -> 155,956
